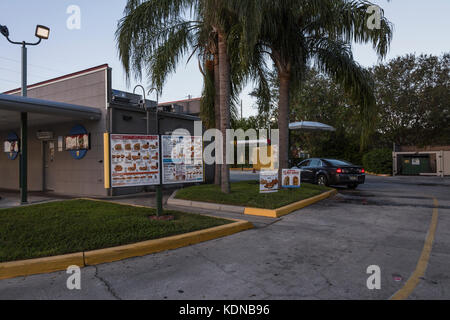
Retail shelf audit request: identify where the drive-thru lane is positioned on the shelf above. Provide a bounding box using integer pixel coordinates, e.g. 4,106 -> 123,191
0,175 -> 449,300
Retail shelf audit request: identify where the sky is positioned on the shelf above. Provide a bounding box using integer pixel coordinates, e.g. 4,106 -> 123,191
0,0 -> 449,118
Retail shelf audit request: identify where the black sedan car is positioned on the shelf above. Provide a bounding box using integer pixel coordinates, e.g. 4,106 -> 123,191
292,158 -> 365,189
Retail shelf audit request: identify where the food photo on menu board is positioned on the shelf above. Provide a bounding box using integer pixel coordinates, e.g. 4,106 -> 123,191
110,135 -> 160,188
161,135 -> 204,184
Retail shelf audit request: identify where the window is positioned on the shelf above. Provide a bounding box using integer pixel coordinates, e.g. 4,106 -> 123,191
309,159 -> 322,167
299,160 -> 310,167
326,159 -> 352,167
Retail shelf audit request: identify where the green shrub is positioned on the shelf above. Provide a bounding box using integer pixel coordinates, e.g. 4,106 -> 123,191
362,149 -> 393,174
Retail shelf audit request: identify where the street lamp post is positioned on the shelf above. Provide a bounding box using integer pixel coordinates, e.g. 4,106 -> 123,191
148,88 -> 163,217
1,24 -> 50,204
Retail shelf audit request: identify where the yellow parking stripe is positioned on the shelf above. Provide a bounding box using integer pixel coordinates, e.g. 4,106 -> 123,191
390,198 -> 439,300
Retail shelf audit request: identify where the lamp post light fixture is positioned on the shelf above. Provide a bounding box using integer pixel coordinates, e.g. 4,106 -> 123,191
0,23 -> 50,204
35,25 -> 50,40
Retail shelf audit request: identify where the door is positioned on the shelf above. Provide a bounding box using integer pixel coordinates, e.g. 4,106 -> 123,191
43,141 -> 56,191
300,159 -> 315,182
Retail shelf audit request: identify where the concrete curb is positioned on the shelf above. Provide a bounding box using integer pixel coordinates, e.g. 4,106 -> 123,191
0,201 -> 253,280
84,220 -> 253,265
169,189 -> 338,218
245,189 -> 337,218
366,172 -> 392,177
0,253 -> 84,280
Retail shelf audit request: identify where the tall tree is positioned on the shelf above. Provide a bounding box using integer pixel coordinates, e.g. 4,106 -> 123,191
372,53 -> 450,147
252,0 -> 392,177
116,0 -> 244,193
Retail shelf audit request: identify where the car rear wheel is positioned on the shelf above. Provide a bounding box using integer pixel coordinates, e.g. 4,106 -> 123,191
317,174 -> 328,186
348,183 -> 358,189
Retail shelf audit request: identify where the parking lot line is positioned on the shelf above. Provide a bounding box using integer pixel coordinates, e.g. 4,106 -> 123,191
390,198 -> 439,300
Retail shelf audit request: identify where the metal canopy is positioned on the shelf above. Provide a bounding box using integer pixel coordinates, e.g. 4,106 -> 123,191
0,94 -> 102,121
289,121 -> 336,132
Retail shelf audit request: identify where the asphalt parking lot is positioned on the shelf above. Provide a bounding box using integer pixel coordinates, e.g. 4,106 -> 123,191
0,175 -> 449,300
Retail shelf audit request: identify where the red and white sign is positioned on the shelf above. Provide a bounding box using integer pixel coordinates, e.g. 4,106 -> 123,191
260,170 -> 279,193
110,134 -> 160,188
282,169 -> 301,188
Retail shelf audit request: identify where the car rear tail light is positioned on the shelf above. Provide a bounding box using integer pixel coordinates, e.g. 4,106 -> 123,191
336,168 -> 342,174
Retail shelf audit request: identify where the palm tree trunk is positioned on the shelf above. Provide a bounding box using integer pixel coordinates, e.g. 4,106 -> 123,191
214,53 -> 222,185
278,72 -> 291,180
218,31 -> 231,194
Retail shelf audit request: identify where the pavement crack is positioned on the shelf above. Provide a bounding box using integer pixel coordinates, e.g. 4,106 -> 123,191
93,265 -> 122,300
193,248 -> 273,299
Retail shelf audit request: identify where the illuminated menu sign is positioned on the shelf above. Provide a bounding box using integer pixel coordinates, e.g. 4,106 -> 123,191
110,134 -> 160,188
162,135 -> 204,185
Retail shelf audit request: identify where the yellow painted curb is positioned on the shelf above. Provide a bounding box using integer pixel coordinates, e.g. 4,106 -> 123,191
366,172 -> 391,177
84,220 -> 253,265
0,199 -> 253,280
244,189 -> 337,218
0,253 -> 84,280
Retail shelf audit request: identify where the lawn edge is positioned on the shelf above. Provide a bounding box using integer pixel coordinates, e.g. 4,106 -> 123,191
0,200 -> 253,280
169,188 -> 337,218
244,189 -> 337,218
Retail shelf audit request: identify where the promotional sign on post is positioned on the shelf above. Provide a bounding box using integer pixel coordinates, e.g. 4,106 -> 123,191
65,125 -> 90,160
162,135 -> 204,185
260,170 -> 279,193
281,169 -> 301,189
110,134 -> 160,188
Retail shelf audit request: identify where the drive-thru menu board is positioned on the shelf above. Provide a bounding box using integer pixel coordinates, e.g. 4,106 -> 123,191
162,136 -> 204,184
110,134 -> 160,188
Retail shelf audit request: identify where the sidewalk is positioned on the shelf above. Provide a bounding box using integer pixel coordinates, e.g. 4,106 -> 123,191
113,193 -> 280,229
0,191 -> 72,209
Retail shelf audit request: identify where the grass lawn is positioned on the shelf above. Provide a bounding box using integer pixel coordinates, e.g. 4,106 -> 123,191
176,181 -> 331,209
0,199 -> 231,263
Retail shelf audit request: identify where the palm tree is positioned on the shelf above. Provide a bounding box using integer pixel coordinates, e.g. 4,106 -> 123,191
116,0 -> 249,193
250,0 -> 393,176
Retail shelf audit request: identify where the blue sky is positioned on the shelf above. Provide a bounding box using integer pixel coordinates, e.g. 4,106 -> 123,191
0,0 -> 449,117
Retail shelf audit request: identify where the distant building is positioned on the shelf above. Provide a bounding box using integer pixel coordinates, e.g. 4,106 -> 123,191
159,97 -> 201,117
393,145 -> 450,177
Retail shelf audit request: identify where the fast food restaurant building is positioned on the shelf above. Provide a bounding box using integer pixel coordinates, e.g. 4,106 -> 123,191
0,64 -> 207,198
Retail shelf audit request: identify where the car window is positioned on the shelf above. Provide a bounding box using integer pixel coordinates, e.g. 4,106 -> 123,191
309,159 -> 322,167
299,160 -> 310,167
326,159 -> 352,166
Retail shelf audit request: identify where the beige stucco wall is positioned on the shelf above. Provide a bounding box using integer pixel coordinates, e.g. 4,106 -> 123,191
0,67 -> 108,196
